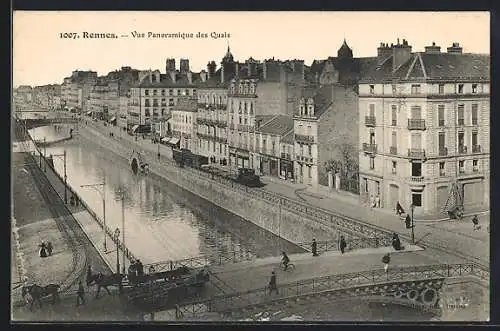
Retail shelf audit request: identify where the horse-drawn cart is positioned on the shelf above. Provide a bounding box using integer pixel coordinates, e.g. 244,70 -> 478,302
126,269 -> 210,310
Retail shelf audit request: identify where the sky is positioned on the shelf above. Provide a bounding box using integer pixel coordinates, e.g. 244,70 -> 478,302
13,11 -> 490,87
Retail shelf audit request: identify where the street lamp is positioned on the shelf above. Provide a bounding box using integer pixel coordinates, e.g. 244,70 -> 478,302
116,188 -> 127,274
410,203 -> 415,244
43,137 -> 47,172
113,227 -> 121,274
51,151 -> 68,204
81,177 -> 107,252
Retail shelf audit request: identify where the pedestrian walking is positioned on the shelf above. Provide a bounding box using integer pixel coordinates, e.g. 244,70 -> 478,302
472,215 -> 480,231
268,271 -> 278,295
382,253 -> 391,273
136,259 -> 144,276
76,280 -> 85,306
46,241 -> 53,256
39,241 -> 48,258
311,238 -> 318,257
339,236 -> 347,254
86,265 -> 92,285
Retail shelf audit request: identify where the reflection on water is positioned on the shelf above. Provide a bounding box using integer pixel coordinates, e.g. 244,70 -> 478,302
31,126 -> 304,264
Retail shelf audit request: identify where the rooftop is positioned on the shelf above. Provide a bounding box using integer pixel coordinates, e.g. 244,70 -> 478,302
256,114 -> 294,136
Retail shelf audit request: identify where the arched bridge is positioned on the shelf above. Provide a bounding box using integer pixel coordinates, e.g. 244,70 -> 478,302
16,117 -> 80,130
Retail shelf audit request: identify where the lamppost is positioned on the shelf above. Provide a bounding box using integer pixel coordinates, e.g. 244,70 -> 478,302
51,151 -> 68,204
113,227 -> 121,274
81,177 -> 107,252
157,142 -> 160,160
43,137 -> 47,172
116,188 -> 127,274
410,203 -> 415,244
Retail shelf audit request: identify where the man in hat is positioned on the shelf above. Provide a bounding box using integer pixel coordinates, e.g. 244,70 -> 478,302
268,271 -> 278,295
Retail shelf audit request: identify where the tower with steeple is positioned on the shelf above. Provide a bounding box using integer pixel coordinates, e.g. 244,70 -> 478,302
221,44 -> 236,83
337,39 -> 353,59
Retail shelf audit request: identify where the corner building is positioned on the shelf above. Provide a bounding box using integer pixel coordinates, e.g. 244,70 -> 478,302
358,40 -> 490,216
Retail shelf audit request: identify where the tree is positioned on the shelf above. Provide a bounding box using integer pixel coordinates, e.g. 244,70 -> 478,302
324,159 -> 342,174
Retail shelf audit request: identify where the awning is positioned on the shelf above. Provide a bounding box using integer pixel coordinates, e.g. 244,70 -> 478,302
168,137 -> 180,145
161,137 -> 170,143
131,125 -> 139,133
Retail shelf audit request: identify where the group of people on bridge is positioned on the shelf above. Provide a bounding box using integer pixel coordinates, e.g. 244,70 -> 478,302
128,259 -> 145,277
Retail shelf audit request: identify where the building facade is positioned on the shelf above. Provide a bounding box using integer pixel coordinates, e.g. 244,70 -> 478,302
61,70 -> 98,112
171,98 -> 198,150
358,40 -> 490,216
293,84 -> 359,188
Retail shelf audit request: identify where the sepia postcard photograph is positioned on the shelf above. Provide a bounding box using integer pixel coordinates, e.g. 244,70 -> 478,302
11,10 -> 490,323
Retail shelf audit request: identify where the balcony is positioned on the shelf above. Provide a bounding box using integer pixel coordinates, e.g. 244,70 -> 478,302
389,146 -> 397,155
295,134 -> 315,144
472,118 -> 478,125
458,145 -> 467,154
295,155 -> 314,163
407,119 -> 426,130
438,147 -> 448,156
458,118 -> 465,126
281,152 -> 291,160
229,123 -> 235,130
362,143 -> 377,154
410,176 -> 424,182
365,116 -> 376,127
472,145 -> 481,153
408,148 -> 426,159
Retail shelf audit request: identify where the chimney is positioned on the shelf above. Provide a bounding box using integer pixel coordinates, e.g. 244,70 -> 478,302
154,71 -> 160,82
447,42 -> 463,54
392,39 -> 412,72
170,71 -> 176,83
166,58 -> 176,73
263,61 -> 267,80
180,59 -> 190,73
235,62 -> 239,78
207,61 -> 216,79
187,72 -> 193,84
200,70 -> 207,82
148,71 -> 153,83
377,42 -> 392,65
221,65 -> 225,84
425,42 -> 441,54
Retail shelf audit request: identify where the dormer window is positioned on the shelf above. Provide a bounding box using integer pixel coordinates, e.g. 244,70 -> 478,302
299,105 -> 305,115
239,85 -> 243,94
307,105 -> 314,116
458,84 -> 464,94
472,84 -> 478,93
411,84 -> 421,95
369,85 -> 375,94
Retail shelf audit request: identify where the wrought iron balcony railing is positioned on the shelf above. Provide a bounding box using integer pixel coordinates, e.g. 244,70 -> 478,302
408,119 -> 426,130
472,145 -> 481,153
458,145 -> 467,154
408,148 -> 425,159
295,134 -> 315,144
362,143 -> 377,154
389,146 -> 397,155
365,116 -> 376,127
438,147 -> 448,156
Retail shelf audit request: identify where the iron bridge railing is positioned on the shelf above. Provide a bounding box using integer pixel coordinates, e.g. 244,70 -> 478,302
174,263 -> 488,318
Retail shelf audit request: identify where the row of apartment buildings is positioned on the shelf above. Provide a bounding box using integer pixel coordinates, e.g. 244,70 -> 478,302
17,40 -> 489,216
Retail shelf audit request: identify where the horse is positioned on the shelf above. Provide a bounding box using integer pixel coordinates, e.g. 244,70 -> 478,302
87,272 -> 124,298
21,284 -> 60,310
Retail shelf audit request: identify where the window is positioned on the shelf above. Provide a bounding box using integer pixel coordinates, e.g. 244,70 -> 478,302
272,142 -> 276,154
153,90 -> 157,96
391,131 -> 397,149
472,104 -> 478,125
391,105 -> 397,126
411,84 -> 421,95
438,84 -> 445,94
438,105 -> 445,126
177,89 -> 181,95
458,84 -> 464,94
392,84 -> 397,95
145,89 -> 150,96
472,131 -> 478,147
439,162 -> 445,176
438,132 -> 446,154
308,145 -> 312,156
250,102 -> 253,114
472,84 -> 478,93
369,104 -> 375,117
369,85 -> 375,94
169,89 -> 173,95
239,117 -> 242,124
411,106 -> 422,119
161,89 -> 166,96
369,157 -> 375,170
412,193 -> 422,207
244,118 -> 248,125
392,161 -> 397,174
458,160 -> 465,173
473,159 -> 479,172
308,166 -> 312,179
457,104 -> 465,125
185,89 -> 189,96
411,162 -> 422,177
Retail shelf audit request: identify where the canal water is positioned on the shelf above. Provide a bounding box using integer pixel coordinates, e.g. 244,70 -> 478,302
29,125 -> 304,264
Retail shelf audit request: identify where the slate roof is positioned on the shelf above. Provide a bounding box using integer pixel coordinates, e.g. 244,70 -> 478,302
256,114 -> 294,136
136,71 -> 202,88
360,52 -> 490,83
305,56 -> 377,86
281,129 -> 295,144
